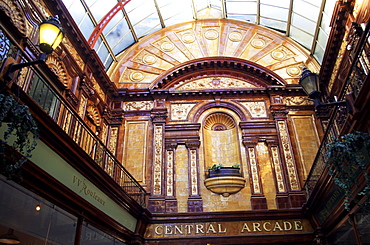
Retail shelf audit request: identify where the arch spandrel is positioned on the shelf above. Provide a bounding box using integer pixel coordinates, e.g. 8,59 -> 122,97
108,19 -> 319,90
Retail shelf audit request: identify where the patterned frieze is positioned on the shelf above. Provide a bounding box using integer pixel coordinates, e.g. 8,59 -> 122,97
238,101 -> 268,118
173,76 -> 258,90
247,147 -> 262,194
270,146 -> 286,193
277,120 -> 300,191
170,103 -> 197,121
124,101 -> 154,111
283,96 -> 313,106
166,150 -> 175,197
153,125 -> 164,195
189,148 -> 199,196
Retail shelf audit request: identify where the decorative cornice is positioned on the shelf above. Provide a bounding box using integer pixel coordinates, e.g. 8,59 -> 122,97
152,57 -> 286,89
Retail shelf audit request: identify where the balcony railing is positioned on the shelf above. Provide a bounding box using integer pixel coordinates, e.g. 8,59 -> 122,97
0,28 -> 147,208
304,29 -> 370,198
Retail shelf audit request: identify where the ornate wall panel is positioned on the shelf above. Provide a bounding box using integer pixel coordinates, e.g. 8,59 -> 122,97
123,121 -> 149,183
170,103 -> 197,121
290,115 -> 320,179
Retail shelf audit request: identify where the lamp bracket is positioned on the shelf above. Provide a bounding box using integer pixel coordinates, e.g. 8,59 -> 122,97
316,99 -> 353,114
4,53 -> 47,82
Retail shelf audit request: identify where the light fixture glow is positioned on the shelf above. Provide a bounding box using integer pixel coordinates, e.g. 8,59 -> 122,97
39,15 -> 64,54
0,229 -> 20,244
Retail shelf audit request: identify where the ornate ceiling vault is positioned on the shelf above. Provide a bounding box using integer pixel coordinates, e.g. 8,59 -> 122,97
108,19 -> 320,91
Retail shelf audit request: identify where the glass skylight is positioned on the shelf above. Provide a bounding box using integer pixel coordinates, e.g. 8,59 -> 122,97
61,0 -> 336,69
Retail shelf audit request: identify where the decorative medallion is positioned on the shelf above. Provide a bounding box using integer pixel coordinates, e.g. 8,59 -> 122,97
251,38 -> 266,49
204,29 -> 219,40
130,71 -> 145,82
228,31 -> 243,42
182,33 -> 196,44
286,66 -> 301,77
143,54 -> 158,65
271,50 -> 286,60
161,42 -> 175,52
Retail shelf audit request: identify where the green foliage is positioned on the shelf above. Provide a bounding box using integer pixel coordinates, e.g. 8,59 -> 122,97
210,164 -> 223,171
326,131 -> 370,211
0,93 -> 39,181
232,164 -> 240,169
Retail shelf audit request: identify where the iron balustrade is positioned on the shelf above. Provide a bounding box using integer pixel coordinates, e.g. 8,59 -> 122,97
0,28 -> 147,208
304,29 -> 370,198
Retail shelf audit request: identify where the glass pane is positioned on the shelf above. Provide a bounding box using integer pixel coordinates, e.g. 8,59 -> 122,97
80,222 -> 128,245
327,218 -> 357,245
313,43 -> 324,63
260,4 -> 289,22
79,16 -> 96,40
355,208 -> 370,243
228,14 -> 256,23
193,0 -> 208,12
86,0 -> 117,23
111,30 -> 135,55
63,0 -> 88,26
260,0 -> 290,8
320,12 -> 332,35
156,0 -> 194,27
210,0 -> 222,9
290,26 -> 313,49
293,0 -> 320,21
317,28 -> 329,50
125,0 -> 161,38
97,43 -> 110,63
260,18 -> 287,33
292,13 -> 317,34
0,176 -> 77,244
226,1 -> 257,15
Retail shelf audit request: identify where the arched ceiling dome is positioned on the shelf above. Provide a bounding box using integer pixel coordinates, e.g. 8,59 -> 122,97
62,0 -> 336,70
107,19 -> 320,90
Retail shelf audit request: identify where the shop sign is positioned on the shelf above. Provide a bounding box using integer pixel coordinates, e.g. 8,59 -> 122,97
145,219 -> 313,238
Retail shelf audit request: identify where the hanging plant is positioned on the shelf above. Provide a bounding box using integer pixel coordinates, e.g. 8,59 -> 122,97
326,131 -> 370,211
0,93 -> 39,181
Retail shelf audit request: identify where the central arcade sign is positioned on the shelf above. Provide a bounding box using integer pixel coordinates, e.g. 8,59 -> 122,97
145,219 -> 313,238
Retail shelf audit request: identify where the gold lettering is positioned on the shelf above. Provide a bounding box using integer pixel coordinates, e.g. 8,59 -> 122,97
263,222 -> 271,231
206,224 -> 217,234
196,224 -> 204,234
154,226 -> 163,235
253,222 -> 262,232
273,222 -> 283,231
174,225 -> 183,235
240,223 -> 251,233
294,221 -> 303,231
165,225 -> 172,235
284,221 -> 292,231
185,224 -> 193,234
218,223 -> 226,233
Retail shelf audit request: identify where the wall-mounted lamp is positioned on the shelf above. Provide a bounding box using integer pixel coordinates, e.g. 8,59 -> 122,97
4,15 -> 64,81
0,229 -> 20,244
299,67 -> 352,112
